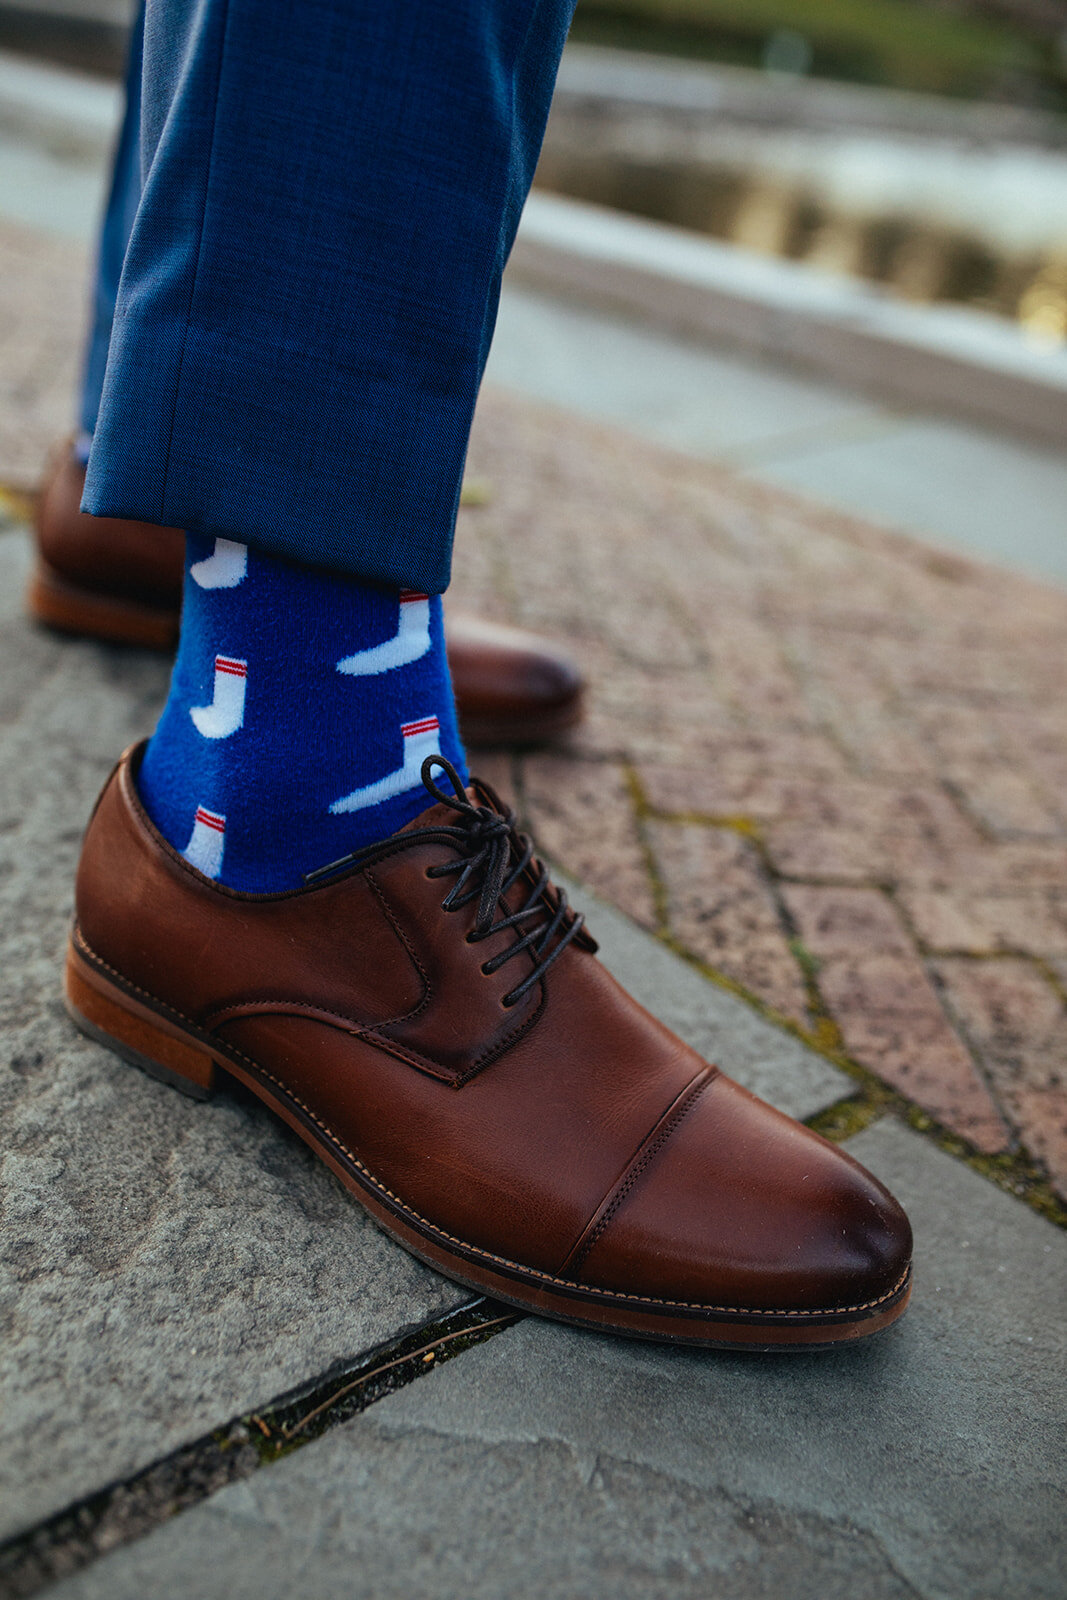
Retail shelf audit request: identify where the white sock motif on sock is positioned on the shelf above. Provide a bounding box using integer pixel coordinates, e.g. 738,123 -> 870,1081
191,655 -> 248,739
183,805 -> 226,878
336,591 -> 431,676
330,715 -> 442,814
190,538 -> 248,590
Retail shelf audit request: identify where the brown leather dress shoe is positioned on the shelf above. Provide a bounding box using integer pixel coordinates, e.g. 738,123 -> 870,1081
29,447 -> 583,746
66,748 -> 912,1349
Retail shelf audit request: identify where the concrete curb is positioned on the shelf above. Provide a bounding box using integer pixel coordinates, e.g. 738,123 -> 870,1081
555,42 -> 1067,151
511,192 -> 1067,446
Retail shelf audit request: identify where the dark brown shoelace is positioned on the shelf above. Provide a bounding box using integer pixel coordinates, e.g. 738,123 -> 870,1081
304,757 -> 590,1006
419,756 -> 590,1007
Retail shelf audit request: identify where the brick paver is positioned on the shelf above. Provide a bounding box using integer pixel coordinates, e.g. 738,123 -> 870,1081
4,212 -> 1066,1198
781,887 -> 1010,1149
650,820 -> 810,1024
934,959 -> 1067,1186
783,886 -> 1008,1151
522,754 -> 657,932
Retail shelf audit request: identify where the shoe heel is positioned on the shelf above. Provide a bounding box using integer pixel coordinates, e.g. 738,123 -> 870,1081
64,942 -> 218,1100
28,562 -> 178,651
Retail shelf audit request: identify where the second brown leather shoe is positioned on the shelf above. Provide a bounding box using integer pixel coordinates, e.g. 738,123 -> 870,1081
67,747 -> 913,1349
29,445 -> 583,746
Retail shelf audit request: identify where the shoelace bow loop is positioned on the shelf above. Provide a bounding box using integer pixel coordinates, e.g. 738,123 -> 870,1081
420,756 -> 594,1007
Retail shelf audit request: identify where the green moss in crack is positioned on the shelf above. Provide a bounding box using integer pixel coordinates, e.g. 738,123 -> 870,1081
622,764 -> 672,936
805,1093 -> 889,1144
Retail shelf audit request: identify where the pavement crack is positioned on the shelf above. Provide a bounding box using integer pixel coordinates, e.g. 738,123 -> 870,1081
0,1298 -> 519,1600
621,764 -> 672,937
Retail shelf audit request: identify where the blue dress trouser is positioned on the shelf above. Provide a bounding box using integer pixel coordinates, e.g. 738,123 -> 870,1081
79,2 -> 143,442
82,0 -> 576,593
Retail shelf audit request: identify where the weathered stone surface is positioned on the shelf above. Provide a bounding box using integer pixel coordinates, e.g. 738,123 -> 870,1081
0,217 -> 87,489
557,873 -> 848,1120
522,754 -> 657,931
0,535 -> 467,1541
649,820 -> 810,1023
782,883 -> 1009,1151
52,1122 -> 1067,1600
935,957 -> 1067,1197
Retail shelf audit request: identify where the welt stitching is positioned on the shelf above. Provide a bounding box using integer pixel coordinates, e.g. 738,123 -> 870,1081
73,926 -> 909,1320
571,1070 -> 713,1275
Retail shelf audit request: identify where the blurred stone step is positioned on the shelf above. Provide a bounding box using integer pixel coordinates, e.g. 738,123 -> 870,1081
510,191 -> 1067,448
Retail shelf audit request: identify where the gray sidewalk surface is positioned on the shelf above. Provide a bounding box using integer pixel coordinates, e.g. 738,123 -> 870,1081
46,1124 -> 1065,1600
487,284 -> 1067,589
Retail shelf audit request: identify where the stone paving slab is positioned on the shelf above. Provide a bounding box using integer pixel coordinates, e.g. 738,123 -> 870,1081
48,1119 -> 1067,1600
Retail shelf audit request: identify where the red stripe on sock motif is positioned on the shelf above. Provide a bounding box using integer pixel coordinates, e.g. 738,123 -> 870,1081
195,807 -> 226,831
215,656 -> 247,676
402,717 -> 439,737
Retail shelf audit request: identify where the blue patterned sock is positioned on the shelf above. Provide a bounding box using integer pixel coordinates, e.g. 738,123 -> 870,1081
138,534 -> 467,891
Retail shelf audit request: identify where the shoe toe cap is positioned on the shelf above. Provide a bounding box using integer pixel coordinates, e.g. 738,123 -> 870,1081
574,1074 -> 912,1316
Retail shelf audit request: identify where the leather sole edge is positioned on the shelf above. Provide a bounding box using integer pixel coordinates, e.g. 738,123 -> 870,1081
28,562 -> 179,651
